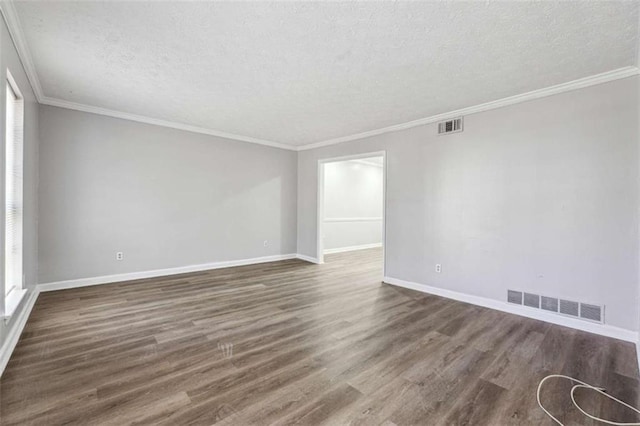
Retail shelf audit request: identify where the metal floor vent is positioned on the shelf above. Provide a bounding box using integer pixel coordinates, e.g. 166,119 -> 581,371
507,290 -> 522,305
580,303 -> 602,322
559,299 -> 579,317
541,296 -> 558,312
523,293 -> 540,309
507,290 -> 604,324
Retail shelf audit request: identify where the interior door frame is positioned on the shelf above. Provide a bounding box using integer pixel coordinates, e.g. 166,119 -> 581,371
316,150 -> 387,278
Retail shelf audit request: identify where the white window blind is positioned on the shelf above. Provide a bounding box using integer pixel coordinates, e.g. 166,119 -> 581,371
5,75 -> 23,298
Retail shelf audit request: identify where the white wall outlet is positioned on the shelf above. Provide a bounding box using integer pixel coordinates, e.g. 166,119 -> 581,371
116,252 -> 124,261
435,264 -> 442,273
263,240 -> 268,247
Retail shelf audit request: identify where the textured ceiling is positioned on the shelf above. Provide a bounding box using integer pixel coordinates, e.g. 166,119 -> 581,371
14,1 -> 640,147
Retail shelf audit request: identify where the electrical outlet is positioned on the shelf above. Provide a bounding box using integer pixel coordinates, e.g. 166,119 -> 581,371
435,264 -> 442,273
263,240 -> 268,247
116,252 -> 124,261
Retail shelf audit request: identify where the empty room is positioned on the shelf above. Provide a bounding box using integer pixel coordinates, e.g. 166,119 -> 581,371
0,1 -> 639,425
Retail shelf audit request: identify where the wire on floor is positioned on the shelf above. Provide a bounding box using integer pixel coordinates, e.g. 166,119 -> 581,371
537,374 -> 640,425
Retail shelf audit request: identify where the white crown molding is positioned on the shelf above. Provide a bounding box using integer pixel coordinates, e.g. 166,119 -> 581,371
298,66 -> 640,151
43,65 -> 638,153
383,276 -> 639,343
0,1 -> 44,101
0,1 -> 295,151
2,0 -> 638,153
40,96 -> 297,151
42,65 -> 638,153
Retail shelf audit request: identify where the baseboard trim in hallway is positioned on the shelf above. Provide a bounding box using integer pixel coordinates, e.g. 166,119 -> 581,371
295,254 -> 322,264
323,243 -> 382,255
0,288 -> 40,377
38,253 -> 299,292
383,276 -> 638,343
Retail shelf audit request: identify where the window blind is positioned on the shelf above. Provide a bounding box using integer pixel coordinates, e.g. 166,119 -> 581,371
5,79 -> 23,297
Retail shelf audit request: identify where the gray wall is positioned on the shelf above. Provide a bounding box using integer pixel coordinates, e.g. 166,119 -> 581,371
0,17 -> 39,347
38,106 -> 297,283
323,159 -> 383,251
29,64 -> 640,335
298,76 -> 639,332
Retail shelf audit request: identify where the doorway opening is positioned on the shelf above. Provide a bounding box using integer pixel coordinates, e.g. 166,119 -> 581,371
317,151 -> 386,278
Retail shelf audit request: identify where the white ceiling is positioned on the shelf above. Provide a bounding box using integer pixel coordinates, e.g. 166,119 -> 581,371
11,1 -> 640,149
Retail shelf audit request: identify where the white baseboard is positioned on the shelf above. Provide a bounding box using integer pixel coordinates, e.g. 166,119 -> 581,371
295,254 -> 322,264
323,243 -> 382,255
0,288 -> 39,377
383,276 -> 638,343
38,254 -> 298,292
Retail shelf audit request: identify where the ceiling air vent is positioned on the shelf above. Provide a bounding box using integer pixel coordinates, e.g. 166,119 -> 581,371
438,117 -> 463,135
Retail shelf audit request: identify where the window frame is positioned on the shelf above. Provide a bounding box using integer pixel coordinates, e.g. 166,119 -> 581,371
3,69 -> 26,319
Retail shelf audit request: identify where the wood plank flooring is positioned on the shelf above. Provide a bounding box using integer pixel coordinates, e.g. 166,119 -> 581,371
1,248 -> 638,425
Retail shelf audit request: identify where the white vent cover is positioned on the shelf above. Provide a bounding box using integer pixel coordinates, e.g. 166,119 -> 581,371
507,290 -> 604,324
438,117 -> 463,135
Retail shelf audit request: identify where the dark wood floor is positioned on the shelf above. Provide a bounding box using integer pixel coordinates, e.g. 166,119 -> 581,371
1,248 -> 638,425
